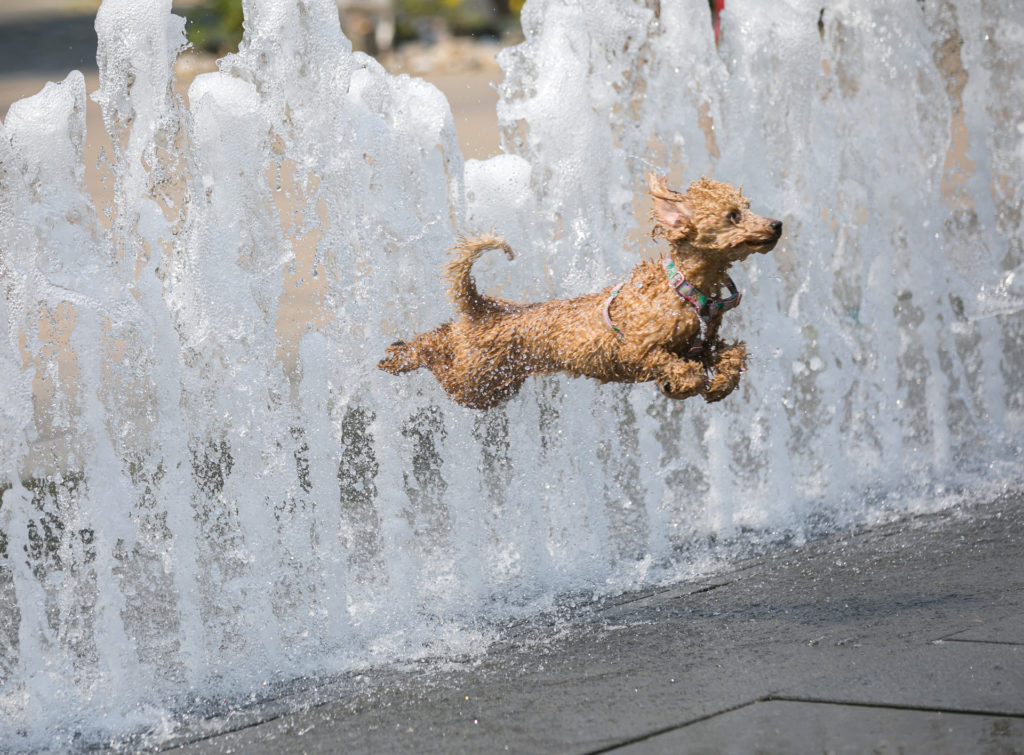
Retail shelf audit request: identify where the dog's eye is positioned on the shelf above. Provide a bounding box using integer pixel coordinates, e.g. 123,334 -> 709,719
728,210 -> 742,224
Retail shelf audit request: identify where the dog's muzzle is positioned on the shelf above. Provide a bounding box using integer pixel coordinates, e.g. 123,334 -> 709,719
749,219 -> 783,252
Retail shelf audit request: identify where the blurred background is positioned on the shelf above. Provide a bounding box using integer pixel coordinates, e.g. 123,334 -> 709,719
0,1 -> 723,158
0,0 -> 531,163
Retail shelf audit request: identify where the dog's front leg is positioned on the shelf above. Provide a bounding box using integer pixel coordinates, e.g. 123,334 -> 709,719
642,349 -> 706,400
703,340 -> 747,403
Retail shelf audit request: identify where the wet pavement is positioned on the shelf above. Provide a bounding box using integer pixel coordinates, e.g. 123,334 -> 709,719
165,491 -> 1024,753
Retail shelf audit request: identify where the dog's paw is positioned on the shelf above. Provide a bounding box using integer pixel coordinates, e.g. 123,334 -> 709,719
657,377 -> 702,401
702,372 -> 741,403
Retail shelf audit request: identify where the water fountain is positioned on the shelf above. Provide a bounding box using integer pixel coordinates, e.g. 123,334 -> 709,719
0,0 -> 1021,747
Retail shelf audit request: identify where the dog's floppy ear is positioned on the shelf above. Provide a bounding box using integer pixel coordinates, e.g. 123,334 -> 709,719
651,196 -> 694,231
648,173 -> 694,239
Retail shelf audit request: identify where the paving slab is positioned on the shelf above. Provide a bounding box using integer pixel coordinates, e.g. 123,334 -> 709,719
944,612 -> 1024,645
786,641 -> 1024,715
164,493 -> 1024,754
611,700 -> 1024,755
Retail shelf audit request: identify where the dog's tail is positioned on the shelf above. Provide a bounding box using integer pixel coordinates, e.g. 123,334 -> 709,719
444,234 -> 516,318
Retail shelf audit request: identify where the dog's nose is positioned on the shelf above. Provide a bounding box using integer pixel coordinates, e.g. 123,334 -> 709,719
770,220 -> 783,236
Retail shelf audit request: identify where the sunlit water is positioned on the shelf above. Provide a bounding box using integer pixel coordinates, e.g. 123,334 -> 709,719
0,0 -> 1022,748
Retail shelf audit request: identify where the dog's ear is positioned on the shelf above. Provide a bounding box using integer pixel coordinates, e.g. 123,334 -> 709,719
651,195 -> 694,231
647,172 -> 669,197
648,174 -> 695,238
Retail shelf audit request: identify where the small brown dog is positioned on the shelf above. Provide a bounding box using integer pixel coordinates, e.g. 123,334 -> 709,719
378,174 -> 782,410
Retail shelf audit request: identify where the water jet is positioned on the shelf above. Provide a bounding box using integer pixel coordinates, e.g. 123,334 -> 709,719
0,0 -> 1021,747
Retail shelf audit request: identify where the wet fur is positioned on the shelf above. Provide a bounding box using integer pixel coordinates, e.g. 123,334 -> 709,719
378,174 -> 782,410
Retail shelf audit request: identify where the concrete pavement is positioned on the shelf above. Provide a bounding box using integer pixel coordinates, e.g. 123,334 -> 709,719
161,491 -> 1024,753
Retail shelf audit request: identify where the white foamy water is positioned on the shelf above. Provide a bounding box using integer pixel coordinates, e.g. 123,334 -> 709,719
0,0 -> 1021,747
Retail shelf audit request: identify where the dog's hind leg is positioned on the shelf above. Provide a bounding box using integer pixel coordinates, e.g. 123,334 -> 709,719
377,324 -> 451,375
377,340 -> 419,374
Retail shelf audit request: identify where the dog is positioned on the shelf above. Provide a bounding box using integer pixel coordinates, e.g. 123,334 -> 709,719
377,174 -> 782,410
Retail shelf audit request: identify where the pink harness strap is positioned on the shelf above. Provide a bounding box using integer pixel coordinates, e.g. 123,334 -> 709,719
603,278 -> 631,340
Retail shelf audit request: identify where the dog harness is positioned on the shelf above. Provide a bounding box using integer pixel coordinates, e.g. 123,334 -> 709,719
663,258 -> 741,357
602,278 -> 630,340
602,258 -> 741,358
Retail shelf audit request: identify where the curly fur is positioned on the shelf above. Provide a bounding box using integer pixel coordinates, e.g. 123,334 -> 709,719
378,173 -> 782,410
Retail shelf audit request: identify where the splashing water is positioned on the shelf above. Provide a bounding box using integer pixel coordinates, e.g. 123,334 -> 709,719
0,0 -> 1021,747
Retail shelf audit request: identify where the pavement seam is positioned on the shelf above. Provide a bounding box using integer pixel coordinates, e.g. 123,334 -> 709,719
163,710 -> 291,752
584,694 -> 1024,753
582,698 -> 764,754
765,694 -> 1024,719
